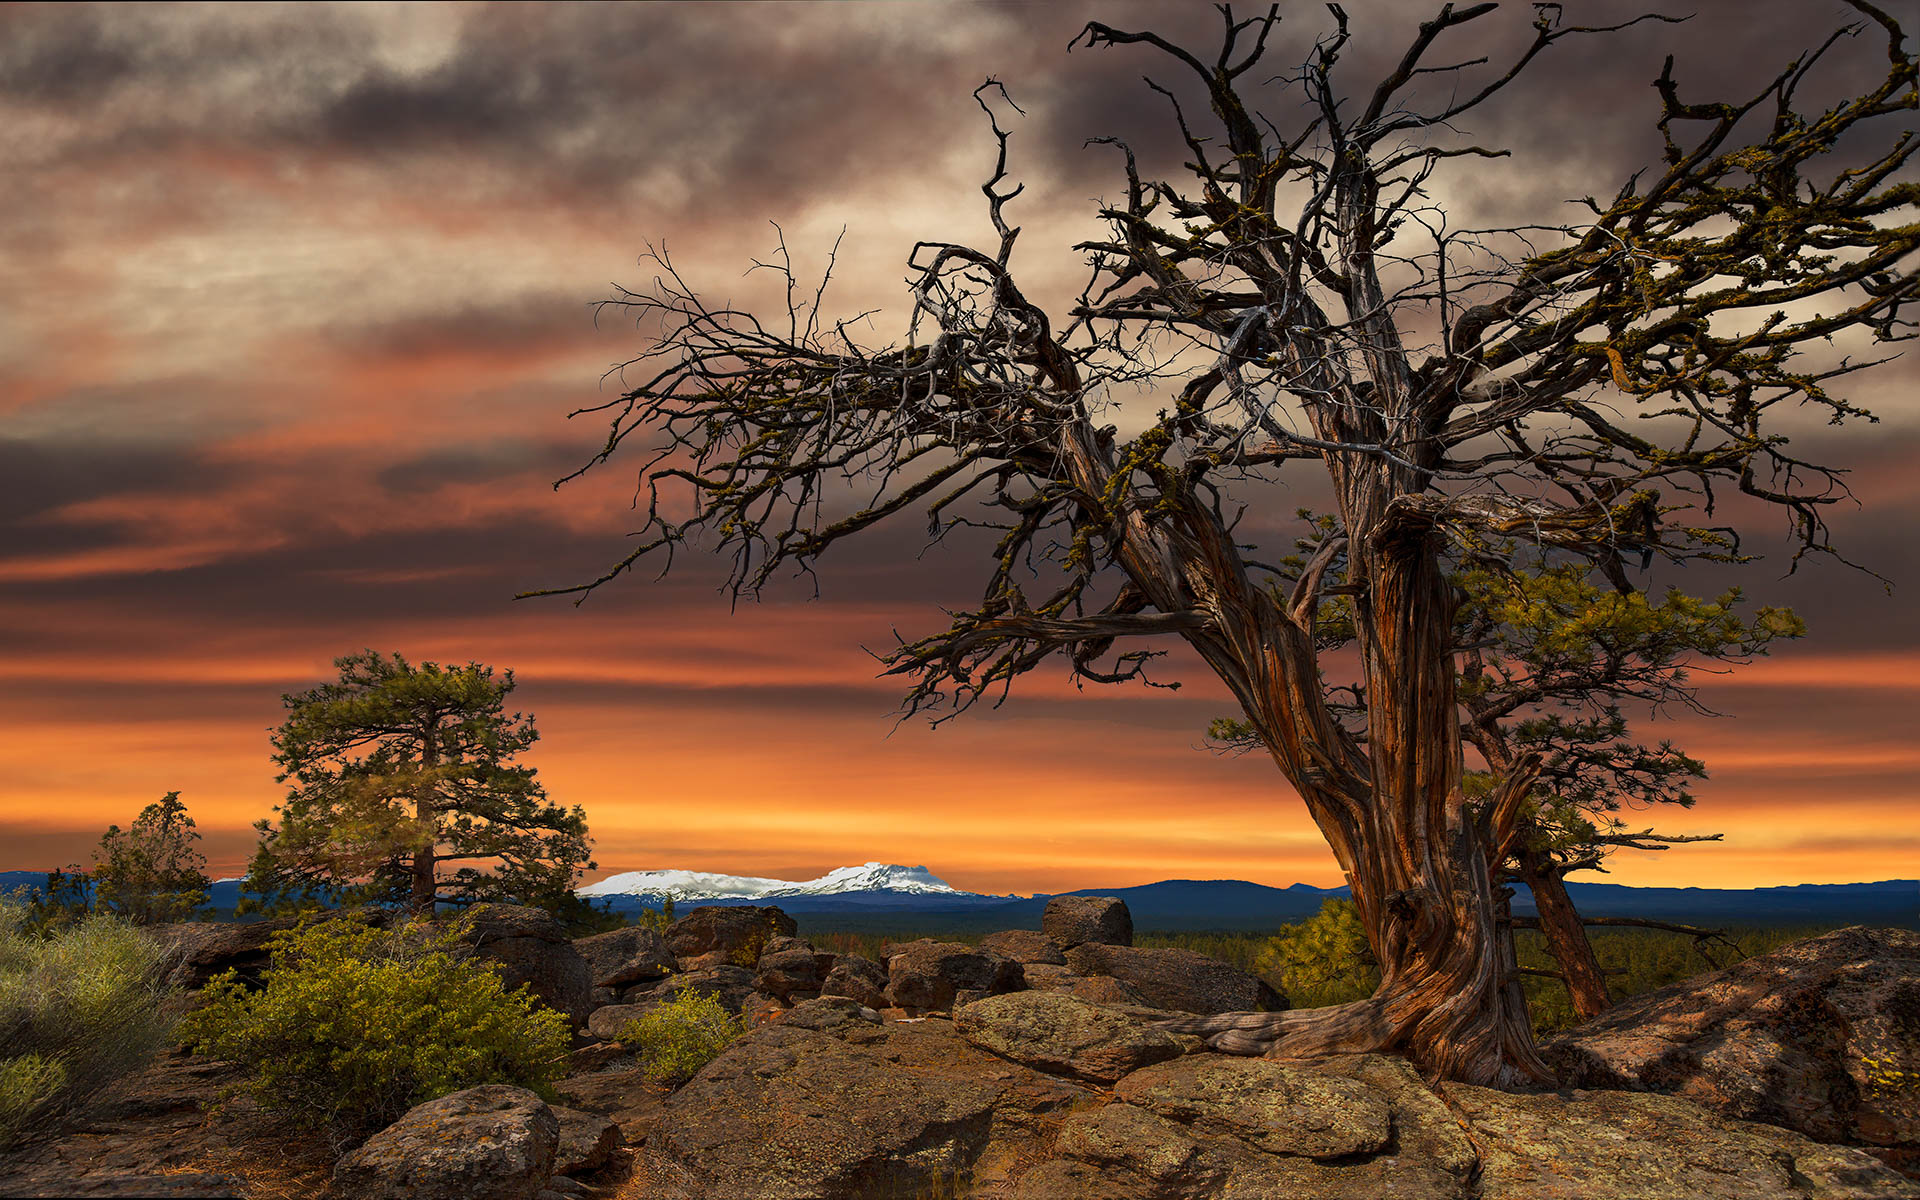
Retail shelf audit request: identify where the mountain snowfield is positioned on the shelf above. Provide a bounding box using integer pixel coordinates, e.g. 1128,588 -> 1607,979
575,861 -> 1014,902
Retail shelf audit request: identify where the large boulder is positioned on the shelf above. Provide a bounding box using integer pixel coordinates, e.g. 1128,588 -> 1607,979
332,1085 -> 559,1200
954,991 -> 1184,1084
1014,1053 -> 1474,1200
1011,1052 -> 1913,1200
641,1007 -> 1088,1198
572,926 -> 678,990
460,905 -> 594,1026
550,1106 -> 621,1177
1445,1083 -> 1914,1200
884,940 -> 1024,1012
1547,926 -> 1920,1162
979,929 -> 1068,965
753,939 -> 837,1002
662,905 -> 796,968
819,953 -> 889,1009
1063,942 -> 1283,1015
146,918 -> 300,991
1042,896 -> 1133,949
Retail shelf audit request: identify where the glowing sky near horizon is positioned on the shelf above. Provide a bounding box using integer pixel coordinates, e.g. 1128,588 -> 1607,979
1,2 -> 1914,895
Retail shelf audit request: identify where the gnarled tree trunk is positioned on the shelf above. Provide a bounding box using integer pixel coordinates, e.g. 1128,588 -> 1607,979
1518,849 -> 1612,1021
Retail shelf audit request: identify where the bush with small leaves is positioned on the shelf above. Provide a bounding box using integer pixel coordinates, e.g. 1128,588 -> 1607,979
178,913 -> 570,1137
0,897 -> 176,1148
617,988 -> 745,1086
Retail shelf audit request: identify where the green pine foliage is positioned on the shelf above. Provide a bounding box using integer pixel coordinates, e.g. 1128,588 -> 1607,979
0,897 -> 177,1148
178,914 -> 570,1136
243,650 -> 594,917
1247,900 -> 1380,1008
616,988 -> 746,1086
92,792 -> 212,925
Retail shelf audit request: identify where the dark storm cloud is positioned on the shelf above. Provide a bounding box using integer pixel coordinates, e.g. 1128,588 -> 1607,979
0,436 -> 233,523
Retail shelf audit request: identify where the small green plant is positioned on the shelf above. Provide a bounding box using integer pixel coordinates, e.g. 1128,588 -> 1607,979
0,897 -> 176,1148
179,913 -> 569,1136
1254,899 -> 1381,1008
617,988 -> 745,1086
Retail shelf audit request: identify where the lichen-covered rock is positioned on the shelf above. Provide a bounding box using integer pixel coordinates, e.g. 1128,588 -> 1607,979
662,905 -> 796,967
819,952 -> 888,1009
1070,975 -> 1149,1006
1547,926 -> 1920,1160
460,905 -> 595,1026
332,1085 -> 558,1200
572,926 -> 678,990
1014,1053 -> 1474,1200
641,1012 -> 1088,1198
1445,1083 -> 1918,1200
781,994 -> 883,1031
979,929 -> 1068,965
1112,1055 -> 1390,1158
955,991 -> 1184,1084
550,1106 -> 621,1176
1043,896 -> 1133,949
884,940 -> 1024,1012
1063,942 -> 1283,1015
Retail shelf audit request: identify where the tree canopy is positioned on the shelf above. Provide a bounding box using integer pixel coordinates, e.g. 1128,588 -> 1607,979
243,651 -> 593,916
534,4 -> 1916,1084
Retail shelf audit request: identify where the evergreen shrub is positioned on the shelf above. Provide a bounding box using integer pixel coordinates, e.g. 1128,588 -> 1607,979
617,988 -> 744,1086
179,914 -> 569,1135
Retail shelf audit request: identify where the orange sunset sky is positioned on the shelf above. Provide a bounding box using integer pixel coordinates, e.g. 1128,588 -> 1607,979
1,2 -> 1914,895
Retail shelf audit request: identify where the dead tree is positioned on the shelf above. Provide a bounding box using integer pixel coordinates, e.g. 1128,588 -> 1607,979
532,5 -> 1917,1085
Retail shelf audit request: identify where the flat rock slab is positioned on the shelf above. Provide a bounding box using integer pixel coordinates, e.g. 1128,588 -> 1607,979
1112,1055 -> 1390,1158
1445,1084 -> 1919,1200
955,991 -> 1184,1084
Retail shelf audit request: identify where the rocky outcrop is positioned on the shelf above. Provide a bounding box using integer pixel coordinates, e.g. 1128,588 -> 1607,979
662,905 -> 796,968
635,1004 -> 1088,1198
460,905 -> 594,1026
1062,942 -> 1283,1015
145,919 -> 301,991
884,940 -> 1024,1011
550,1106 -> 620,1177
753,938 -> 838,1002
1042,896 -> 1133,949
1446,1083 -> 1911,1200
332,1085 -> 558,1200
979,929 -> 1068,965
819,953 -> 888,1009
585,965 -> 762,1039
954,991 -> 1184,1083
572,926 -> 678,990
1547,926 -> 1920,1163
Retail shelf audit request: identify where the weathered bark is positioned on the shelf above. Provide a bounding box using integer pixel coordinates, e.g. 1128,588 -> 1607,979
1518,849 -> 1612,1021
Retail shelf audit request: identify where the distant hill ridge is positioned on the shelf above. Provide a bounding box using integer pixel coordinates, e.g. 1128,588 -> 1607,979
1,866 -> 1911,930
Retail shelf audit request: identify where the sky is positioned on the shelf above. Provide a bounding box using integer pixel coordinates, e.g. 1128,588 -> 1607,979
1,1 -> 1914,896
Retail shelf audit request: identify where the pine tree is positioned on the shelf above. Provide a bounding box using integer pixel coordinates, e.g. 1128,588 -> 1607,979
243,651 -> 593,916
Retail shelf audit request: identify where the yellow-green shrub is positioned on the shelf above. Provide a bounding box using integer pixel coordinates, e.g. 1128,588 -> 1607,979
0,897 -> 175,1148
178,914 -> 569,1135
617,988 -> 744,1086
1255,899 -> 1380,1008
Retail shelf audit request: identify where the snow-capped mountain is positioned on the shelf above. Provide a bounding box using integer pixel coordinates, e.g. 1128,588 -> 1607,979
576,861 -> 1012,903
